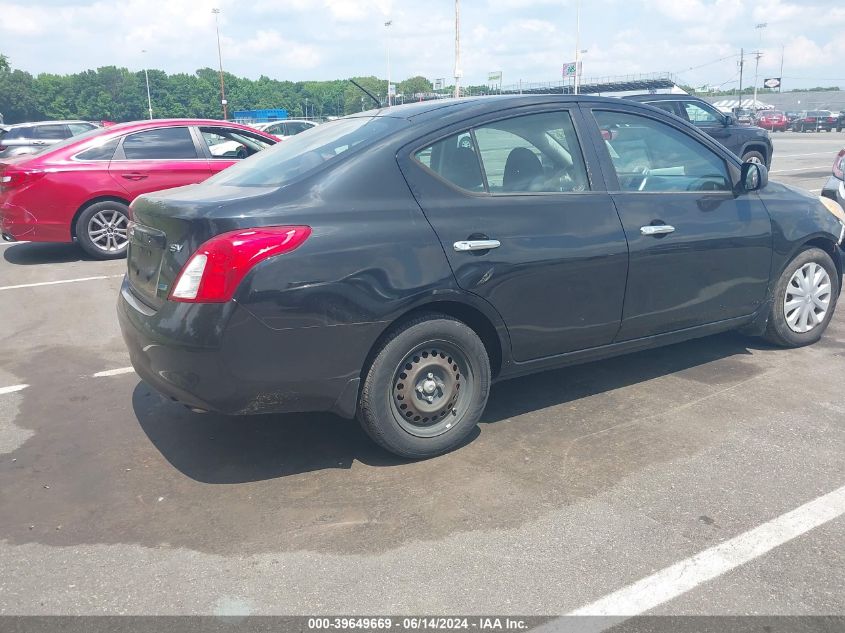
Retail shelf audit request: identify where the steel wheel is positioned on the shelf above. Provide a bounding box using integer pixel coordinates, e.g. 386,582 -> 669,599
784,262 -> 832,333
88,209 -> 128,253
390,341 -> 474,438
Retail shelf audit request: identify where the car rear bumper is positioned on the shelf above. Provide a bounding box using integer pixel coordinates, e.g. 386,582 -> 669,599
117,278 -> 374,419
0,199 -> 72,242
821,176 -> 844,207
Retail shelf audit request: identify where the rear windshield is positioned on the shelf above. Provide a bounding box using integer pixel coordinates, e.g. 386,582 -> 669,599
208,116 -> 406,187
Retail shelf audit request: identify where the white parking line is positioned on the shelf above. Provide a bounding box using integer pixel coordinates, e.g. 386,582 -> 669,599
562,484 -> 845,624
0,274 -> 123,291
92,367 -> 135,378
770,165 -> 830,174
0,384 -> 29,396
775,152 -> 836,159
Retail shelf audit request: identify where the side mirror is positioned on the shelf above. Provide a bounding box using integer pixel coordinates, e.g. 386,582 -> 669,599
741,162 -> 768,192
723,114 -> 736,126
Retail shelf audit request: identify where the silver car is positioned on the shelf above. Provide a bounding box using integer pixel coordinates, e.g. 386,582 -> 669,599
0,120 -> 98,158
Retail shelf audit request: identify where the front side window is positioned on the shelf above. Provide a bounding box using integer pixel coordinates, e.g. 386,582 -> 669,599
199,127 -> 274,160
594,110 -> 732,193
121,127 -> 198,160
414,111 -> 589,194
68,122 -> 95,136
266,122 -> 286,136
684,102 -> 721,125
286,122 -> 312,135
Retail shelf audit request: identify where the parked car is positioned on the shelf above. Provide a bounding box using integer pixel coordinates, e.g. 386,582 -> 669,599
835,112 -> 845,133
821,148 -> 845,207
733,108 -> 755,125
755,110 -> 789,132
791,110 -> 837,132
625,94 -> 773,165
0,119 -> 277,258
255,119 -> 318,139
117,95 -> 845,459
0,120 -> 99,158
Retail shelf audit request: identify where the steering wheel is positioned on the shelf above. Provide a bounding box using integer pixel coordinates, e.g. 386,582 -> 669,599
236,146 -> 248,159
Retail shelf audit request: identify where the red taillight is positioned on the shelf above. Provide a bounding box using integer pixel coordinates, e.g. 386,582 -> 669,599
169,226 -> 311,303
0,168 -> 44,192
833,150 -> 845,180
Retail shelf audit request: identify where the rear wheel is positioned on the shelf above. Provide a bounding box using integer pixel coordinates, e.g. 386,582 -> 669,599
75,200 -> 131,259
763,247 -> 839,347
358,314 -> 490,459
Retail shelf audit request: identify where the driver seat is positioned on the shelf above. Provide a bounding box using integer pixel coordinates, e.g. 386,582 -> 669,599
502,147 -> 543,192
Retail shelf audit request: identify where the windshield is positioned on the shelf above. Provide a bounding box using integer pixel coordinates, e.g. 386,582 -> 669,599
208,116 -> 406,187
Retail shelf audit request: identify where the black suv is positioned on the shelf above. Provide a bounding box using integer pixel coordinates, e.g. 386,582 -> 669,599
0,120 -> 98,159
625,94 -> 773,166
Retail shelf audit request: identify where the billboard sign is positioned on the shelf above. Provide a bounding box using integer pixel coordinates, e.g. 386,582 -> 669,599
763,77 -> 781,89
562,61 -> 581,78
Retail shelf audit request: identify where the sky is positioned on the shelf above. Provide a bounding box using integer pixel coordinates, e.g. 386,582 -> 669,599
2,0 -> 845,91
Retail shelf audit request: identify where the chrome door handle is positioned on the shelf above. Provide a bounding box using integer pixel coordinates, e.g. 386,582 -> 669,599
640,225 -> 675,236
453,239 -> 501,252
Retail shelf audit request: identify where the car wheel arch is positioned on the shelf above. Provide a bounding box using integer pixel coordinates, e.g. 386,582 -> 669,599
799,237 -> 843,282
70,195 -> 131,239
363,297 -> 509,384
741,143 -> 769,163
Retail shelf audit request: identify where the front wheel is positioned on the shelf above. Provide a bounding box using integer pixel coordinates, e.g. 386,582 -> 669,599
75,200 -> 131,259
763,247 -> 839,347
358,314 -> 491,459
742,150 -> 766,165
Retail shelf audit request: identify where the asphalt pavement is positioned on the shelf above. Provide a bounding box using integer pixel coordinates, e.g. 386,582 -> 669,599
0,132 -> 843,619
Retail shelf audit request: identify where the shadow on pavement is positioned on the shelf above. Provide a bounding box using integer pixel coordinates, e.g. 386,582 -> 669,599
3,242 -> 96,265
133,331 -> 761,484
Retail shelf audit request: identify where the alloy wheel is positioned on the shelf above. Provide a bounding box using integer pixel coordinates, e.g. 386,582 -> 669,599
784,262 -> 832,333
87,209 -> 129,253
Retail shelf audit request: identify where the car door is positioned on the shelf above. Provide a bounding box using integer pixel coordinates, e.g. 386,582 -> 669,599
678,100 -> 739,149
399,107 -> 629,362
584,104 -> 772,341
109,126 -> 212,197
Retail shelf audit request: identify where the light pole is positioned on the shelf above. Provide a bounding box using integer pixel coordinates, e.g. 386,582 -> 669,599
141,49 -> 153,119
212,8 -> 227,120
454,0 -> 462,98
574,0 -> 581,95
384,20 -> 392,107
753,22 -> 767,113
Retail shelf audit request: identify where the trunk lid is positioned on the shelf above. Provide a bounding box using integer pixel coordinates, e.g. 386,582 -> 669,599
127,182 -> 281,310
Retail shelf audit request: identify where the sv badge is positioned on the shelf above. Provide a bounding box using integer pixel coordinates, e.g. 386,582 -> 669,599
169,244 -> 184,253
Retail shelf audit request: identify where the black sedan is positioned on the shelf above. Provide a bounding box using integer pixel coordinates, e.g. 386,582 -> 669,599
119,96 -> 845,458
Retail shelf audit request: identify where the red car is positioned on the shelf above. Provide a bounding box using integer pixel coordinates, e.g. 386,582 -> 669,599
0,119 -> 277,258
755,110 -> 789,132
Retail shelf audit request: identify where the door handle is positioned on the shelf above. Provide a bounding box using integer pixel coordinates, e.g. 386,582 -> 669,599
121,172 -> 149,181
640,225 -> 675,236
453,239 -> 501,252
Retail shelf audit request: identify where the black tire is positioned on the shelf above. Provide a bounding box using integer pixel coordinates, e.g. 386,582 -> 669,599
837,127 -> 843,133
741,150 -> 766,165
75,200 -> 131,259
358,313 -> 491,459
763,247 -> 840,348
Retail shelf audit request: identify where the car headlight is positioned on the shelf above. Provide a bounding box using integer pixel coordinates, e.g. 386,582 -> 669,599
819,195 -> 845,224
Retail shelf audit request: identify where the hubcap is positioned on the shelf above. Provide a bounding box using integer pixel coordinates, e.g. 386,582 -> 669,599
88,209 -> 128,253
746,155 -> 762,164
391,342 -> 472,438
784,262 -> 832,333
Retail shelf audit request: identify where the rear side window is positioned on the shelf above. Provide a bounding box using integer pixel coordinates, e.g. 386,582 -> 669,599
266,122 -> 286,136
35,125 -> 71,140
286,122 -> 311,135
121,127 -> 198,160
2,128 -> 26,140
75,137 -> 120,161
415,111 -> 589,194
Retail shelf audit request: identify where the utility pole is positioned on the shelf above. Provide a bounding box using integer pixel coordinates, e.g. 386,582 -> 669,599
385,20 -> 392,107
574,0 -> 581,95
212,8 -> 227,120
737,48 -> 744,112
753,23 -> 767,112
141,49 -> 153,119
454,0 -> 461,99
779,44 -> 785,93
